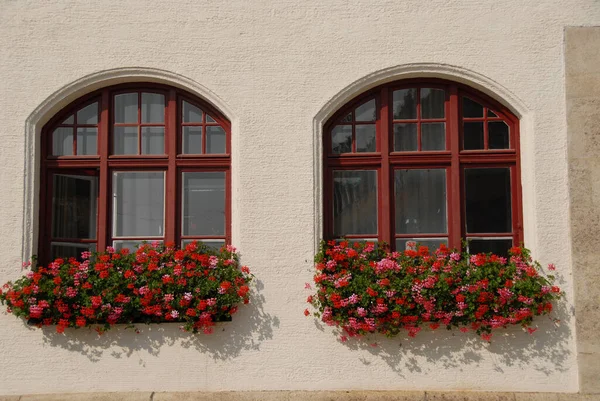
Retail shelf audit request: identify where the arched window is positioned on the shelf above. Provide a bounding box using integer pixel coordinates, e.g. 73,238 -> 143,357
323,79 -> 522,254
39,83 -> 230,263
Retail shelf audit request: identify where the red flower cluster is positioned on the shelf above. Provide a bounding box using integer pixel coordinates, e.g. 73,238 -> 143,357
307,240 -> 562,342
0,242 -> 253,334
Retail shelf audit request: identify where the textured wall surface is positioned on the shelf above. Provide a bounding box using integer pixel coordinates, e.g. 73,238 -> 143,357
566,26 -> 600,394
0,0 -> 599,395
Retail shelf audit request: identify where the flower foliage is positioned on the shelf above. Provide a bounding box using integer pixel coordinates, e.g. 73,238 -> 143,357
0,242 -> 253,334
307,240 -> 562,342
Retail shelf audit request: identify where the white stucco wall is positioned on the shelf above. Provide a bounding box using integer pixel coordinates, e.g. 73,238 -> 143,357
0,0 -> 599,395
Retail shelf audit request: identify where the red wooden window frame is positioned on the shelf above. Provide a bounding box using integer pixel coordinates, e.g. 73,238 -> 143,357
324,79 -> 523,251
39,83 -> 231,264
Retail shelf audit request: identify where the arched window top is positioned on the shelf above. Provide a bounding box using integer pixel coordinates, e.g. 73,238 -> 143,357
39,83 -> 231,264
326,79 -> 518,156
323,79 -> 522,255
43,83 -> 230,158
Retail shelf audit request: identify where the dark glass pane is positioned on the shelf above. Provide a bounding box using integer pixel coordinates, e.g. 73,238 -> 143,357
52,127 -> 73,156
182,172 -> 225,236
421,88 -> 445,119
183,126 -> 202,154
487,110 -> 498,118
463,122 -> 484,150
355,99 -> 376,122
356,125 -> 376,152
395,169 -> 447,234
77,128 -> 97,155
141,93 -> 165,123
333,170 -> 377,236
182,239 -> 225,250
114,93 -> 138,123
465,168 -> 512,233
463,97 -> 483,117
396,238 -> 447,252
141,127 -> 165,155
77,102 -> 98,125
393,89 -> 417,119
51,243 -> 96,261
331,125 -> 352,153
52,174 -> 98,239
489,121 -> 510,149
113,126 -> 138,154
341,113 -> 352,123
61,115 -> 74,124
206,126 -> 226,153
113,172 -> 165,237
182,101 -> 202,123
421,123 -> 445,151
393,123 -> 417,151
468,239 -> 512,257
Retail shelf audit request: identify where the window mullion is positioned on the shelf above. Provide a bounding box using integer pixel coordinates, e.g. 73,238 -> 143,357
97,89 -> 110,252
379,87 -> 392,246
165,89 -> 178,244
448,85 -> 462,250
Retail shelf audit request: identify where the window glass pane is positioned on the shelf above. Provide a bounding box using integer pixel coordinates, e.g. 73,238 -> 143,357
114,93 -> 138,123
341,113 -> 352,123
77,102 -> 98,124
182,101 -> 203,123
52,174 -> 97,239
356,125 -> 376,152
355,99 -> 376,122
112,240 -> 163,251
393,89 -> 417,119
51,243 -> 96,261
183,126 -> 202,154
52,127 -> 73,156
182,172 -> 226,236
395,169 -> 447,234
463,97 -> 483,118
489,121 -> 510,149
141,127 -> 165,155
465,168 -> 511,233
77,127 -> 97,155
393,123 -> 417,151
206,126 -> 226,154
61,115 -> 74,124
468,238 -> 512,257
333,170 -> 378,236
182,239 -> 225,250
141,93 -> 165,123
487,110 -> 498,118
113,172 -> 165,237
331,125 -> 352,154
421,123 -> 445,151
421,88 -> 445,119
396,238 -> 447,252
113,126 -> 138,154
206,115 -> 216,123
463,122 -> 484,150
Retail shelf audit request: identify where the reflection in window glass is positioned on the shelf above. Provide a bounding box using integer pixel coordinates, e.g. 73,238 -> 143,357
141,93 -> 165,123
113,172 -> 165,237
182,172 -> 225,236
421,123 -> 445,151
206,126 -> 226,154
52,127 -> 73,156
182,101 -> 203,123
77,128 -> 97,155
182,126 -> 202,154
114,93 -> 138,123
333,170 -> 378,236
393,89 -> 417,119
356,125 -> 376,152
394,123 -> 417,151
355,99 -> 376,122
421,89 -> 445,119
331,125 -> 352,154
395,169 -> 447,234
141,127 -> 165,154
77,102 -> 98,125
465,168 -> 511,233
396,238 -> 447,252
113,126 -> 138,154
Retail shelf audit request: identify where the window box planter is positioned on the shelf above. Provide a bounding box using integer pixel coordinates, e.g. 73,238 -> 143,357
0,242 -> 253,334
306,241 -> 561,342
